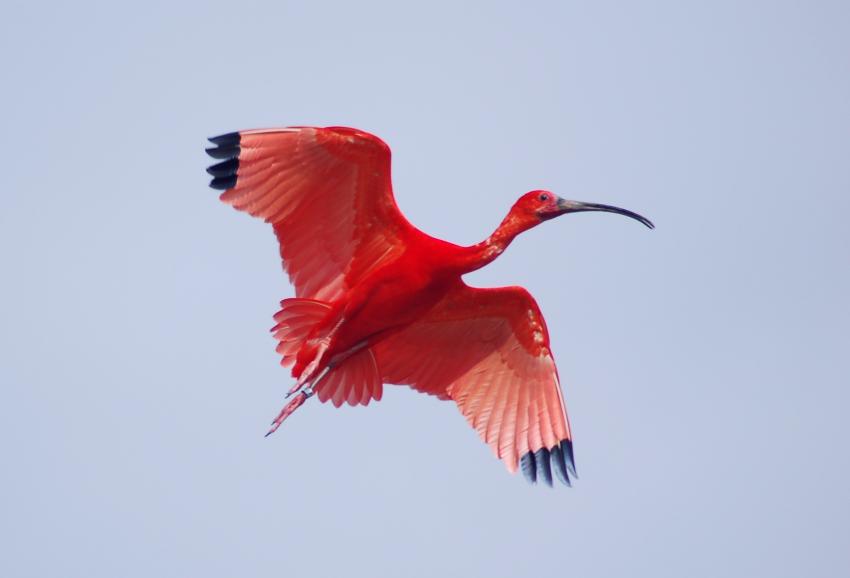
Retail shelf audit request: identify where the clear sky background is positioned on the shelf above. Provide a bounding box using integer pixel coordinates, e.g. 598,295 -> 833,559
2,1 -> 849,576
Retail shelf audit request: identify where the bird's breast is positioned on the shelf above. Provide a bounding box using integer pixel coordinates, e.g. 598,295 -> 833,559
331,266 -> 454,352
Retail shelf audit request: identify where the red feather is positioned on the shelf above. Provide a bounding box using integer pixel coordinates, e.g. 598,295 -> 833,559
207,126 -> 653,485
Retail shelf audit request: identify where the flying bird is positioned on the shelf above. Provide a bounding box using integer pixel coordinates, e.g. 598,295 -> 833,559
206,126 -> 653,486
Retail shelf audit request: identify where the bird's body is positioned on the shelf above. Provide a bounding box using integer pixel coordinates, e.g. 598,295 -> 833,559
206,126 -> 652,486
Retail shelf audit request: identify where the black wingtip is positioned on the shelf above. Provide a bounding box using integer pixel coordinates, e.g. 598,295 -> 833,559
551,446 -> 572,487
205,144 -> 240,159
561,438 -> 577,478
208,131 -> 240,146
206,158 -> 239,178
210,175 -> 237,190
535,448 -> 553,487
206,131 -> 241,190
520,451 -> 537,484
206,132 -> 242,191
520,439 -> 576,487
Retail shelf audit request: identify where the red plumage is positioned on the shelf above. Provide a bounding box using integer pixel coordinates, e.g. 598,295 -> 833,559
206,126 -> 652,486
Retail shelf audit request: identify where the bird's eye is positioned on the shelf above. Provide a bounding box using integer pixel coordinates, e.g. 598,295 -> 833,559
539,193 -> 549,201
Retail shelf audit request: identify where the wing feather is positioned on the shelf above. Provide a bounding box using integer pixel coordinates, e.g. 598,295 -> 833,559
373,283 -> 575,484
207,126 -> 414,302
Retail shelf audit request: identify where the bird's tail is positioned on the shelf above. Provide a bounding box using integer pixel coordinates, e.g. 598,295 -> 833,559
265,344 -> 384,437
271,298 -> 332,370
265,298 -> 383,436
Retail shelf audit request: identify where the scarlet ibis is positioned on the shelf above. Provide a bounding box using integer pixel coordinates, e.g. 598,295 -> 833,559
206,126 -> 653,486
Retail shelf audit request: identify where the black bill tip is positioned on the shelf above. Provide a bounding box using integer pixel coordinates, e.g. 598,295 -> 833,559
558,199 -> 655,230
581,202 -> 654,230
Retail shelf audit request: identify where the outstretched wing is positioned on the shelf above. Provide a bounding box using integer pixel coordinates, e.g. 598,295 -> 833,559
206,126 -> 414,302
373,283 -> 576,486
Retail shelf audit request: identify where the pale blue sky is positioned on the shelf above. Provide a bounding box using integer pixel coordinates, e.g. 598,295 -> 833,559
2,1 -> 849,576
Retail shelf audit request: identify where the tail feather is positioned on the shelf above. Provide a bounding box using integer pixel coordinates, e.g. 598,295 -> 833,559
270,298 -> 331,368
316,347 -> 383,407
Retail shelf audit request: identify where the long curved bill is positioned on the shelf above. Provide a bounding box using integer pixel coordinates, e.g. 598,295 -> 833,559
557,198 -> 655,229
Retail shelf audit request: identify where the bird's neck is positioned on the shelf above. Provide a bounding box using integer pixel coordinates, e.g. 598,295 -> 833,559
456,213 -> 531,274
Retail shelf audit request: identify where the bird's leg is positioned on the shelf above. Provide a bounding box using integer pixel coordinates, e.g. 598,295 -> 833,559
285,364 -> 331,398
284,382 -> 303,398
265,386 -> 315,437
285,340 -> 364,399
285,339 -> 335,398
267,363 -> 336,436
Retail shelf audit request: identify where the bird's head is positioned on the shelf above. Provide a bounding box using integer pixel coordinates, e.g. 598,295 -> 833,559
511,190 -> 654,230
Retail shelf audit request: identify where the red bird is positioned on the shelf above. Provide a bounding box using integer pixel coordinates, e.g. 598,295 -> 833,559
206,126 -> 652,486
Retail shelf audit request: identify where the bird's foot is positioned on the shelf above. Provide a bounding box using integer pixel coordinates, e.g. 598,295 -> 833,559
265,387 -> 314,437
